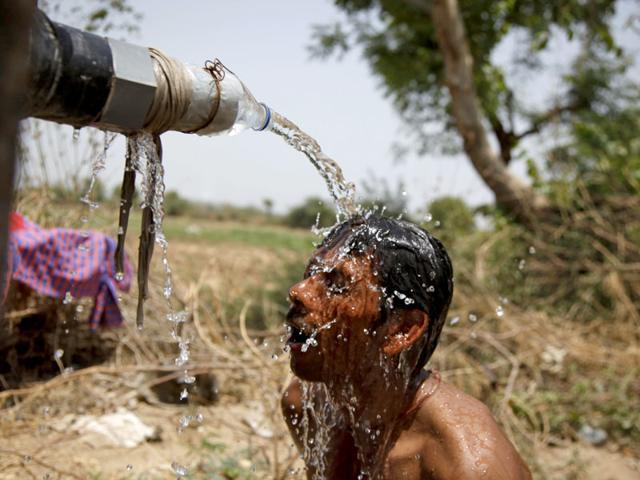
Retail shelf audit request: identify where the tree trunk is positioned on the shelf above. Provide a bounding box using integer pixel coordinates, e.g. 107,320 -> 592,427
429,0 -> 550,224
0,1 -> 34,332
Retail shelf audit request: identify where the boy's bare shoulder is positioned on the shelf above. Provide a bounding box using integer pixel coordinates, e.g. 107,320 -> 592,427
410,381 -> 532,480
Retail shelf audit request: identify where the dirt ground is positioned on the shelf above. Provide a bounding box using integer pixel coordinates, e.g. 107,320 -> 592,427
1,377 -> 638,480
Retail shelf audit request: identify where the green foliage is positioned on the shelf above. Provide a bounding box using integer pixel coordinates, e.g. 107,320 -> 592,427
196,440 -> 258,479
145,215 -> 316,253
520,367 -> 640,449
424,196 -> 475,245
164,190 -> 190,216
285,197 -> 336,230
39,0 -> 142,36
546,97 -> 640,204
312,0 -> 625,156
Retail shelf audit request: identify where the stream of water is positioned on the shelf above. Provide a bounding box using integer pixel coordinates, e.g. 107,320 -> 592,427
267,111 -> 358,222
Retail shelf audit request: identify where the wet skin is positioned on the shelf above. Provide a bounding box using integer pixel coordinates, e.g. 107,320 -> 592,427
282,244 -> 532,479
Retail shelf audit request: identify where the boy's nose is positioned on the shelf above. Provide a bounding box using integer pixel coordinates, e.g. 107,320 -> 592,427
288,277 -> 318,308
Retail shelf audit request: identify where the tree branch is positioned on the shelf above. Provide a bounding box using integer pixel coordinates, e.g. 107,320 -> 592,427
515,101 -> 586,140
487,113 -> 516,165
427,0 -> 550,223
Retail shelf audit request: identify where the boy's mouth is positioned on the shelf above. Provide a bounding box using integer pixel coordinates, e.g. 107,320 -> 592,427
286,323 -> 310,351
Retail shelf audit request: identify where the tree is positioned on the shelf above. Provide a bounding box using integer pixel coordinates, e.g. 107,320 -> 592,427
262,198 -> 274,216
312,0 -> 631,224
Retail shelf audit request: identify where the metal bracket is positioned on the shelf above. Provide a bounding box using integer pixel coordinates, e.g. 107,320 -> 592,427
100,38 -> 156,131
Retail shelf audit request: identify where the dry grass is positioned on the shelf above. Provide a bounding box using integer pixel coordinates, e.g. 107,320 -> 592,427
1,195 -> 639,479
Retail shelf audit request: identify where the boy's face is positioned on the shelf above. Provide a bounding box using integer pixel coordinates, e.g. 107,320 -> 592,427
285,240 -> 384,382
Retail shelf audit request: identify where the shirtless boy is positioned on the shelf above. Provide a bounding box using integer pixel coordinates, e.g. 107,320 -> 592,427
282,214 -> 531,479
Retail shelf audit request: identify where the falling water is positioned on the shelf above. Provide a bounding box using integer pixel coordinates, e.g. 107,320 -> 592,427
129,132 -> 194,474
61,131 -> 118,343
132,133 -> 191,368
267,111 -> 357,222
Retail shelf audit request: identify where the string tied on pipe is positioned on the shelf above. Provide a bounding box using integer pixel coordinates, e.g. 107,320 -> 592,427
144,48 -> 192,133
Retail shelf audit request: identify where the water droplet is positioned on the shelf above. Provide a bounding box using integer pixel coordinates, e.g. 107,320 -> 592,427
495,306 -> 505,317
434,220 -> 441,227
178,416 -> 190,429
75,304 -> 84,313
63,291 -> 73,304
115,272 -> 124,282
170,461 -> 188,477
72,128 -> 81,141
195,413 -> 204,423
426,285 -> 435,293
468,313 -> 478,323
53,349 -> 64,360
182,374 -> 196,385
449,316 -> 460,326
271,353 -> 279,360
424,212 -> 433,222
518,259 -> 526,271
179,388 -> 188,400
528,246 -> 536,255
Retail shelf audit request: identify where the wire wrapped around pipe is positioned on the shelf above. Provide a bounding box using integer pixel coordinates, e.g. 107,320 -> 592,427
144,48 -> 192,134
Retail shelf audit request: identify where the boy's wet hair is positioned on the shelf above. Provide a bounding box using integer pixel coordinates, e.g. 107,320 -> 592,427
317,213 -> 454,373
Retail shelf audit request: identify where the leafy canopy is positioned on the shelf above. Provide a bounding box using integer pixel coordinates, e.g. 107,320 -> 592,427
311,0 -> 623,156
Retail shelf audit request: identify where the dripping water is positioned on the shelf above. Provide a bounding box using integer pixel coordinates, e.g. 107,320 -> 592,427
63,131 -> 117,327
128,132 -> 193,474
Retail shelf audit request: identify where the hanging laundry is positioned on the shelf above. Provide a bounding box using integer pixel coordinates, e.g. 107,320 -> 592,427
6,213 -> 132,329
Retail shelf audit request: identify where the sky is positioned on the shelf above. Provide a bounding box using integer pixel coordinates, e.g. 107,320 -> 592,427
39,0 -> 638,214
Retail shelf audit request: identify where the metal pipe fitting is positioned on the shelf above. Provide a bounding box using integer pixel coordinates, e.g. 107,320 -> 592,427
24,9 -> 270,136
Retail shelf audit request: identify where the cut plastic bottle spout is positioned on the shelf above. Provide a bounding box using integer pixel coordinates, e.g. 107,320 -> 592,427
214,71 -> 271,136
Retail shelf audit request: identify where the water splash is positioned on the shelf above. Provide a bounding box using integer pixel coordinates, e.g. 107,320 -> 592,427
170,461 -> 188,478
292,339 -> 417,479
268,111 -> 357,222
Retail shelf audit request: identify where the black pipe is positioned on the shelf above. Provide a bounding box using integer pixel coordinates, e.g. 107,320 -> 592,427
26,9 -> 114,126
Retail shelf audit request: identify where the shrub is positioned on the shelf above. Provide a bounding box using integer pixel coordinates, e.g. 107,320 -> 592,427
285,197 -> 335,230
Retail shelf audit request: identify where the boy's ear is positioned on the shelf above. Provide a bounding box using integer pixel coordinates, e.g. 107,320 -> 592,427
382,309 -> 429,356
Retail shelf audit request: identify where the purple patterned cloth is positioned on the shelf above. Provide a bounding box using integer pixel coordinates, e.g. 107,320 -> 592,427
8,213 -> 132,329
